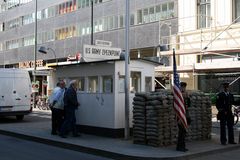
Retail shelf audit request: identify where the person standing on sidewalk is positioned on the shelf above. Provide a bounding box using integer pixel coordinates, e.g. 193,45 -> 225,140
176,82 -> 191,152
49,82 -> 60,135
60,80 -> 80,138
216,82 -> 236,145
51,80 -> 66,135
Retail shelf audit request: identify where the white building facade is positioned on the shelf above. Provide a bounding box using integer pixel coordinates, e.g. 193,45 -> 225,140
157,0 -> 240,97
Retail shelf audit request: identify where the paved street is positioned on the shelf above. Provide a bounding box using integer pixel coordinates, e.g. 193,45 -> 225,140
0,110 -> 239,160
191,148 -> 240,160
0,134 -> 112,160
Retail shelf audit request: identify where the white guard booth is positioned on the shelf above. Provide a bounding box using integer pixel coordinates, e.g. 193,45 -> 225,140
54,45 -> 159,137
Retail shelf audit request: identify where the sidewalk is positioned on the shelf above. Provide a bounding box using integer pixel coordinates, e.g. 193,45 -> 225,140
0,113 -> 239,160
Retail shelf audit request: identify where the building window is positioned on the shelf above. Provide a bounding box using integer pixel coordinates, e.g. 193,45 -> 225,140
23,13 -> 35,25
145,77 -> 152,92
77,77 -> 85,91
102,76 -> 113,93
155,5 -> 161,21
143,8 -> 149,23
234,0 -> 240,23
130,14 -> 135,25
149,7 -> 155,22
0,43 -> 3,51
23,35 -> 34,46
137,10 -> 143,24
55,26 -> 76,40
197,0 -> 211,28
130,72 -> 141,93
119,15 -> 124,28
88,76 -> 98,93
108,16 -> 114,30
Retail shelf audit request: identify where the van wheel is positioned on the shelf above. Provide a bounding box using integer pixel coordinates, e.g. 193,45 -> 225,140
16,115 -> 24,121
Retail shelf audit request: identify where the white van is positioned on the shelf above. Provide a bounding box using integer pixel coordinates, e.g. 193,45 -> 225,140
0,68 -> 32,120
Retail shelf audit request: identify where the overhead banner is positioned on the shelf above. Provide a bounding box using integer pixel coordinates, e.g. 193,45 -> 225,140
83,44 -> 122,62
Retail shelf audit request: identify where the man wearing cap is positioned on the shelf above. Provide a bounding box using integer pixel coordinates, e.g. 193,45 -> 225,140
216,82 -> 236,145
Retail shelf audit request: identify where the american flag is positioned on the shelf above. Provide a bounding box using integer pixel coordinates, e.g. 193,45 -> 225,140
172,49 -> 188,129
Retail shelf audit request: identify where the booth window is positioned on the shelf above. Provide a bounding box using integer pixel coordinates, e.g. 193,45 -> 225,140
77,77 -> 85,91
102,76 -> 113,93
145,77 -> 152,92
130,72 -> 141,93
88,76 -> 98,93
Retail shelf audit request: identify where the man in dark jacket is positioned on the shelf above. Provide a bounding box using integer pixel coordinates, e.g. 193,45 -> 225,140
176,82 -> 191,152
59,80 -> 80,138
216,82 -> 236,145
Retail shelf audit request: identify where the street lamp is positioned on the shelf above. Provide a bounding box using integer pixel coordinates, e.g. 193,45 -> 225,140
38,46 -> 57,65
33,0 -> 38,108
91,0 -> 94,45
124,0 -> 130,140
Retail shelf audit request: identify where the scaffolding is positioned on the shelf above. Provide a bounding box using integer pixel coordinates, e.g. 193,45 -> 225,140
156,15 -> 240,91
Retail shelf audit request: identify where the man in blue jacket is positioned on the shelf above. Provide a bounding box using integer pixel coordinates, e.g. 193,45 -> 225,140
60,80 -> 80,138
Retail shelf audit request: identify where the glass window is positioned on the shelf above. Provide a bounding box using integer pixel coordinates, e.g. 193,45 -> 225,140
145,77 -> 152,92
82,0 -> 86,8
42,8 -> 48,19
130,14 -> 135,25
149,7 -> 155,22
103,17 -> 108,30
0,43 -> 3,51
197,0 -> 211,28
0,23 -> 4,32
143,8 -> 149,23
234,0 -> 240,23
37,11 -> 41,20
161,3 -> 168,19
86,0 -> 90,7
77,24 -> 82,36
98,19 -> 103,31
86,22 -> 90,34
137,10 -> 143,24
23,35 -> 34,46
118,76 -> 125,93
78,77 -> 85,91
108,16 -> 114,30
119,15 -> 124,28
77,0 -> 82,8
130,72 -> 141,93
155,5 -> 161,21
94,20 -> 98,33
114,15 -> 118,28
102,76 -> 113,93
88,76 -> 98,93
168,2 -> 175,18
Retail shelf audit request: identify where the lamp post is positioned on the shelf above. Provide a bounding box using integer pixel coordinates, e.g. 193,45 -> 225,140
33,0 -> 38,108
124,0 -> 130,140
91,0 -> 94,45
38,46 -> 57,65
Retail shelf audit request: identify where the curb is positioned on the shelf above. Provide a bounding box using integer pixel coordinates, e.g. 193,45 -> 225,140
0,129 -> 240,160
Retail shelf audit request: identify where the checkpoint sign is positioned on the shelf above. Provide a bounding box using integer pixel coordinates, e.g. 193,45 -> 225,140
32,81 -> 39,92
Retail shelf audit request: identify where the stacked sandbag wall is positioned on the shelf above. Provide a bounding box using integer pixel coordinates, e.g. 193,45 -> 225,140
132,90 -> 211,147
